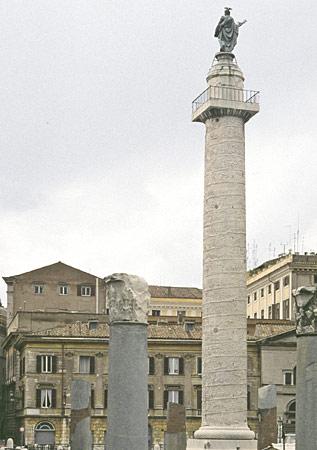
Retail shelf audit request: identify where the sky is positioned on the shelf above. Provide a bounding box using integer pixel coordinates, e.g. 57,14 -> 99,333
0,1 -> 316,304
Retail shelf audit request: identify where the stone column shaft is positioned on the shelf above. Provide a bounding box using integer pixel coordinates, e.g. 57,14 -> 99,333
187,53 -> 259,449
105,273 -> 150,450
200,114 -> 249,434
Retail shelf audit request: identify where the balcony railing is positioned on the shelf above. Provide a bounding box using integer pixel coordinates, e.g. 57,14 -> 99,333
192,86 -> 260,113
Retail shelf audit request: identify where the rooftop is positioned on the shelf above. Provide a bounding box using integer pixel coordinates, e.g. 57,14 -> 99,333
23,319 -> 294,342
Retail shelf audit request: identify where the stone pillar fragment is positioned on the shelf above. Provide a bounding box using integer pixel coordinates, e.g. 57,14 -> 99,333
293,286 -> 317,450
258,385 -> 277,449
70,380 -> 92,450
165,402 -> 187,450
105,273 -> 150,450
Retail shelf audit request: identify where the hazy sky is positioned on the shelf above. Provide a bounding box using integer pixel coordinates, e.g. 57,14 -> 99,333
0,1 -> 316,304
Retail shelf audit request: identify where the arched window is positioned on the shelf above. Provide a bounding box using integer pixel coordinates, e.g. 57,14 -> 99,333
284,400 -> 296,434
34,422 -> 55,446
35,422 -> 55,431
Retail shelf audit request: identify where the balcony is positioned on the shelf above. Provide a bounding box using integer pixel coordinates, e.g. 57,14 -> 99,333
192,85 -> 259,123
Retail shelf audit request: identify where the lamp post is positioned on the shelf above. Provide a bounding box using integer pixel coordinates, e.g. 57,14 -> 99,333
277,417 -> 285,450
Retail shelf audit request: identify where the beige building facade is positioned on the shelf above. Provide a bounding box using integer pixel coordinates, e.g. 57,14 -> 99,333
247,253 -> 317,321
2,318 -> 296,449
1,262 -> 298,448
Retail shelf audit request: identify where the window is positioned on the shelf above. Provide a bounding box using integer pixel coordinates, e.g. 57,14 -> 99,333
104,390 -> 108,409
197,357 -> 202,375
268,284 -> 272,294
283,299 -> 290,319
89,321 -> 98,331
59,285 -> 69,295
314,274 -> 317,284
164,357 -> 184,375
20,357 -> 25,377
261,309 -> 265,319
33,284 -> 44,295
268,305 -> 272,319
36,356 -> 57,374
91,389 -> 95,409
247,295 -> 250,304
253,292 -> 257,301
79,356 -> 95,374
254,313 -> 257,319
247,386 -> 251,410
272,303 -> 280,319
283,370 -> 294,385
164,389 -> 184,408
283,276 -> 290,287
81,286 -> 92,296
36,389 -> 56,408
148,357 -> 155,375
261,288 -> 264,298
196,388 -> 202,412
148,387 -> 154,409
152,310 -> 160,317
274,281 -> 280,291
184,321 -> 195,332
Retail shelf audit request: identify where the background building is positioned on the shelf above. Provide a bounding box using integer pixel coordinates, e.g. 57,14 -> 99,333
1,261 -> 298,448
2,317 -> 296,449
247,253 -> 317,320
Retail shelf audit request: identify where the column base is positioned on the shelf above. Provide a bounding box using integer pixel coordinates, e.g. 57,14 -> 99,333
194,427 -> 255,441
187,438 -> 257,450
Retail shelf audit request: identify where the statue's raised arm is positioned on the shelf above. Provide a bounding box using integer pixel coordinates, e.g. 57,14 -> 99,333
214,7 -> 247,52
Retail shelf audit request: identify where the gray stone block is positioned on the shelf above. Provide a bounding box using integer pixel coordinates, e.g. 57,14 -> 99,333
70,380 -> 92,450
258,384 -> 277,410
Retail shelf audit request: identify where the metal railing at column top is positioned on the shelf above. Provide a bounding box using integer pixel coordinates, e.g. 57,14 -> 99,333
192,86 -> 260,113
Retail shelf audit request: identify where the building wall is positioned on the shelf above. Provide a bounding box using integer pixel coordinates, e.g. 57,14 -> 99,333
4,329 -> 267,447
4,263 -> 106,325
260,341 -> 296,423
247,254 -> 317,320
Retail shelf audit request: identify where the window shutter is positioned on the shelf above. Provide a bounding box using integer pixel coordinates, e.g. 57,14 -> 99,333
36,389 -> 41,408
90,356 -> 95,374
179,358 -> 184,375
36,356 -> 41,373
164,391 -> 168,409
51,389 -> 57,408
149,357 -> 155,375
91,285 -> 96,296
104,390 -> 108,409
164,357 -> 169,375
197,389 -> 202,410
91,390 -> 95,409
148,390 -> 154,409
77,285 -> 82,296
179,390 -> 184,405
52,356 -> 57,373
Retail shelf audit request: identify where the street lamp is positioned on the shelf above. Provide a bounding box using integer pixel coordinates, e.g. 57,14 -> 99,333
277,416 -> 286,450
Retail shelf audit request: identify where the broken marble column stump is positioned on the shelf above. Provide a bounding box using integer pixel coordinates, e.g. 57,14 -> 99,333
293,286 -> 317,450
105,273 -> 150,450
165,402 -> 187,450
70,380 -> 92,450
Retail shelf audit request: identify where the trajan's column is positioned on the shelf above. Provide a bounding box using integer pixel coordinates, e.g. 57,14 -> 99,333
187,8 -> 259,450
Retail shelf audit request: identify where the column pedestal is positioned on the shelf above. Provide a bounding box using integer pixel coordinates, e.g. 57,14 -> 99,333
187,439 -> 257,450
